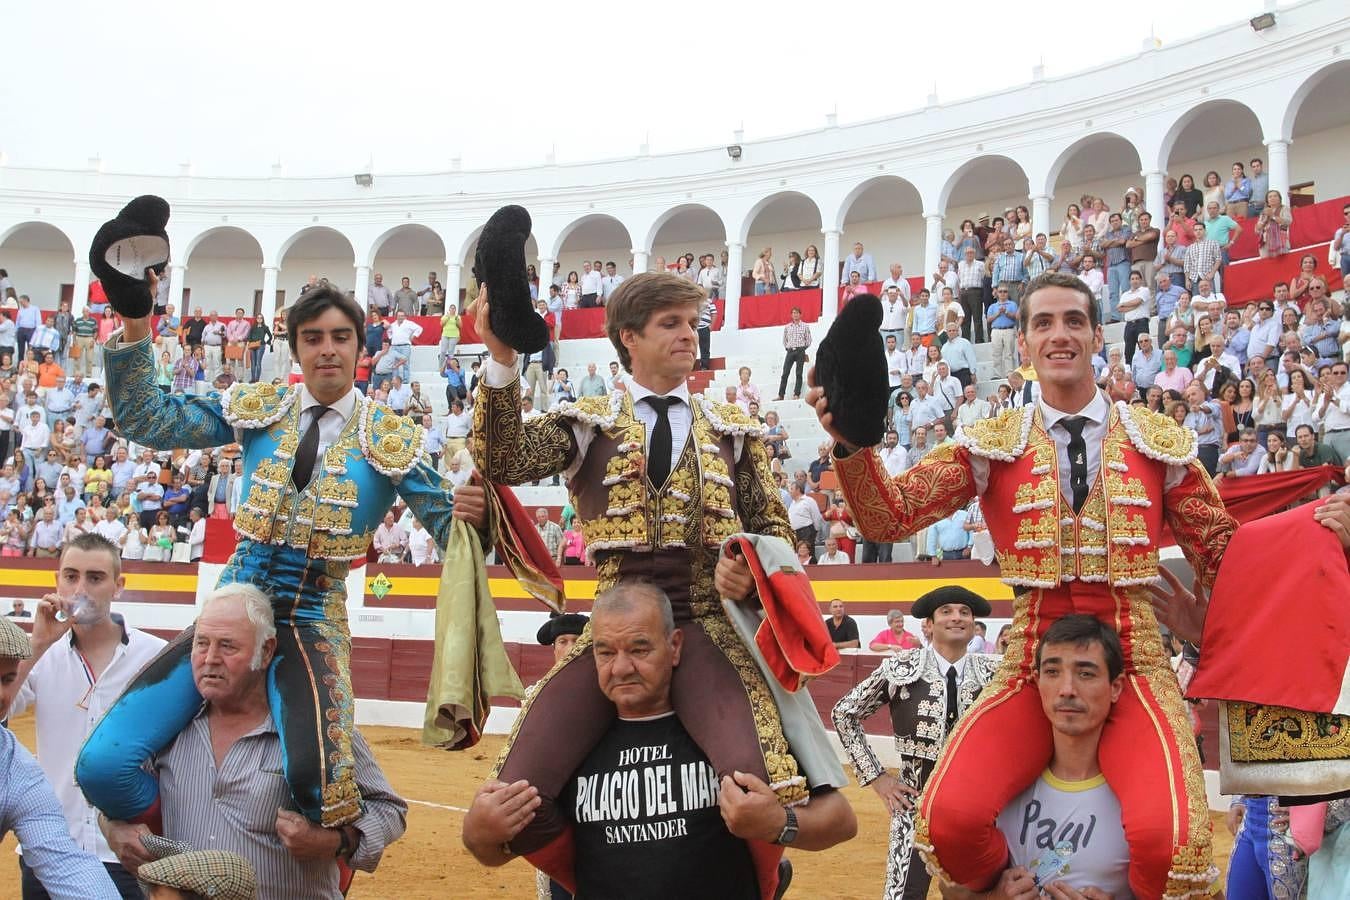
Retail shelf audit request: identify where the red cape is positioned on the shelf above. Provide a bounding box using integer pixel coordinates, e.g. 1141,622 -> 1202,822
1188,498 -> 1350,714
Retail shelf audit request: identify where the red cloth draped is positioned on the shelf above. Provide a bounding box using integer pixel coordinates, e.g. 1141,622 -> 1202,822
1160,466 -> 1339,547
1291,195 -> 1350,248
725,535 -> 840,691
739,290 -> 823,328
1223,244 -> 1343,304
1188,498 -> 1350,713
488,483 -> 566,613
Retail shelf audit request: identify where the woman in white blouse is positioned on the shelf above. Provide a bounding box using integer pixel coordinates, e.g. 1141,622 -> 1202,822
1280,368 -> 1317,439
797,244 -> 822,288
1060,204 -> 1083,247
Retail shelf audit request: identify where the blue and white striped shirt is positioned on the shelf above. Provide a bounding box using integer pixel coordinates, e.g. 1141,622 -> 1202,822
0,727 -> 118,898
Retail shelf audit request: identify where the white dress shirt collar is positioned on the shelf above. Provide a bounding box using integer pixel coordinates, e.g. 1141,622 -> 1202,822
932,649 -> 967,681
297,384 -> 359,423
1039,388 -> 1109,432
626,378 -> 692,408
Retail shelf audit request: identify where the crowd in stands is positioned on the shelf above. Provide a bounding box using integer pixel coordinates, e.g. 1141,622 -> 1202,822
2,156 -> 1348,568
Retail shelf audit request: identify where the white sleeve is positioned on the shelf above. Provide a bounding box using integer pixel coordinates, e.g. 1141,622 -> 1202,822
481,356 -> 521,388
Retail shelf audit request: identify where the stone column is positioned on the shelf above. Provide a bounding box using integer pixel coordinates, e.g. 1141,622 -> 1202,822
631,249 -> 649,274
724,241 -> 744,329
1030,195 -> 1052,241
1143,170 -> 1167,226
353,265 -> 371,310
260,265 -> 279,321
923,214 -> 944,283
445,262 -> 462,309
821,229 -> 841,319
167,263 -> 186,313
1264,139 -> 1290,200
70,261 -> 91,316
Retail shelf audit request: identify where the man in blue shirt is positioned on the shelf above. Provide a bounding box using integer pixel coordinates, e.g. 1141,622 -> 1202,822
1221,311 -> 1251,368
843,242 -> 877,283
1153,271 -> 1184,345
14,295 -> 41,363
1183,382 -> 1224,477
926,507 -> 971,564
1099,213 -> 1133,325
1130,333 -> 1163,392
44,380 -> 75,430
0,618 -> 119,898
940,323 -> 979,388
985,287 -> 1019,380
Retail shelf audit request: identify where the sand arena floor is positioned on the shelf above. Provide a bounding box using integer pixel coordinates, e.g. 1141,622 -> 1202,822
0,716 -> 1234,899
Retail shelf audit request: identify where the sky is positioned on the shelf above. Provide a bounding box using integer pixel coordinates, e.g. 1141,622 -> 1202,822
1,0 -> 1267,178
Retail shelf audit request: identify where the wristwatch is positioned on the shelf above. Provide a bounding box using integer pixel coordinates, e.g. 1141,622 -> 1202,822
774,807 -> 799,846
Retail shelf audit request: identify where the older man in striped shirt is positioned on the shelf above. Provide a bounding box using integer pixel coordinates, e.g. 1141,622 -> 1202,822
101,584 -> 406,899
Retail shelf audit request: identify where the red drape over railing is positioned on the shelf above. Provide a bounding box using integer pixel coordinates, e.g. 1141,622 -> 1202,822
1161,465 -> 1340,547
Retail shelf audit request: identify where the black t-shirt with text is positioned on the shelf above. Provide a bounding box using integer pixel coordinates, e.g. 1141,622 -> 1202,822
563,712 -> 758,900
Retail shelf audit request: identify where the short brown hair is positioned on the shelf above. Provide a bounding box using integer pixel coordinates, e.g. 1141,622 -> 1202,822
1018,271 -> 1099,334
60,532 -> 122,578
287,286 -> 365,354
604,273 -> 705,372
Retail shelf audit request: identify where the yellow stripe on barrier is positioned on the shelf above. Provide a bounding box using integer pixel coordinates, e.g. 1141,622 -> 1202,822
0,568 -> 200,594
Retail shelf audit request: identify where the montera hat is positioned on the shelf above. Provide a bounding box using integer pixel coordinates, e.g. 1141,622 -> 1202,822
536,613 -> 589,646
911,585 -> 991,620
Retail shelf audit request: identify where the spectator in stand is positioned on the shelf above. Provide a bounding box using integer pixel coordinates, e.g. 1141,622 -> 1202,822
956,246 -> 984,344
580,260 -> 603,308
1201,170 -> 1225,212
762,410 -> 790,462
14,295 -> 40,363
1313,361 -> 1350,463
1119,270 -> 1152,365
869,610 -> 921,653
1165,199 -> 1198,249
1131,333 -> 1163,392
776,307 -> 811,401
1247,158 -> 1269,217
1293,423 -> 1344,474
694,292 -> 716,372
69,307 -> 100,378
559,271 -> 582,310
1069,223 -> 1101,270
200,311 -> 226,381
1202,200 -> 1242,279
907,289 -> 936,347
1301,297 -> 1341,368
143,510 -> 176,562
1184,381 -> 1224,475
1217,427 -> 1266,479
752,247 -> 775,296
817,536 -> 850,565
386,309 -> 423,383
780,251 -> 804,292
1223,161 -> 1252,219
533,507 -> 564,565
843,242 -> 876,283
246,314 -> 271,383
1100,212 -> 1133,324
1331,203 -> 1350,281
840,271 -> 867,303
1078,254 -> 1105,321
807,441 -> 834,490
1060,203 -> 1083,248
405,381 -> 432,418
940,322 -> 978,388
1257,430 -> 1298,473
37,351 -> 64,391
576,363 -> 607,397
436,304 -> 461,370
560,517 -> 585,566
172,345 -> 206,396
373,510 -> 408,564
796,244 -> 821,289
162,473 -> 191,525
1184,221 -> 1223,295
1283,369 -> 1317,440
954,384 -> 990,431
824,599 -> 860,649
879,285 -> 907,345
367,273 -> 393,315
223,307 -> 251,377
393,276 -> 418,316
28,507 -> 62,557
786,480 -> 824,549
442,357 -> 467,406
548,369 -> 575,409
602,261 -> 626,304
1023,235 -> 1052,283
1126,211 -> 1159,289
1256,190 -> 1292,259
883,334 -> 905,389
734,367 -> 760,413
985,286 -> 1019,379
1155,348 -> 1194,394
880,263 -> 910,303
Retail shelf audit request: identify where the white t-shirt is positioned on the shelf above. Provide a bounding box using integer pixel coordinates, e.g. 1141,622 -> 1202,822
996,770 -> 1132,899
